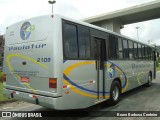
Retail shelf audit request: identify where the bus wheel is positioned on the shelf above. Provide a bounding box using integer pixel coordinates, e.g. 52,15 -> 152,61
146,73 -> 152,87
108,81 -> 121,105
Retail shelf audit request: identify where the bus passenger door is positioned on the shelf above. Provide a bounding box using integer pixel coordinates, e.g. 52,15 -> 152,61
94,38 -> 106,101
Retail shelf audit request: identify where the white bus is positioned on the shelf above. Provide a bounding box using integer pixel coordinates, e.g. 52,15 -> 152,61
3,14 -> 156,110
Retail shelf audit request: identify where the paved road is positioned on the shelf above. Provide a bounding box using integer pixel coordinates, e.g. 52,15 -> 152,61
1,73 -> 160,120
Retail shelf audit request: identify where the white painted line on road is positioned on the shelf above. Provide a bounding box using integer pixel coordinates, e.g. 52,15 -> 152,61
2,107 -> 13,110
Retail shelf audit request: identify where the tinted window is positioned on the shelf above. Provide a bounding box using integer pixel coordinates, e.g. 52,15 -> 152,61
78,26 -> 91,58
150,48 -> 153,60
148,47 -> 152,60
128,41 -> 133,59
123,39 -> 129,59
94,38 -> 106,61
145,46 -> 149,60
134,43 -> 138,59
147,47 -> 150,60
108,35 -> 117,59
141,45 -> 145,60
118,38 -> 123,59
63,23 -> 78,58
151,48 -> 154,60
138,44 -> 142,59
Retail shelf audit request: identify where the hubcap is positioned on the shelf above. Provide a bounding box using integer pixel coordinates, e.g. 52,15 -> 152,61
113,86 -> 119,101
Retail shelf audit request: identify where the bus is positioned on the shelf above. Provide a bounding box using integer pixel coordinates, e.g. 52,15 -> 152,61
3,14 -> 156,110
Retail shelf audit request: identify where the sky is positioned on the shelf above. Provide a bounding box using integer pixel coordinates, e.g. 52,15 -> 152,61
0,0 -> 160,45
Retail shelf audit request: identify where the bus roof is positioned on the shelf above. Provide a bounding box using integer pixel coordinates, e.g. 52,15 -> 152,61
6,14 -> 154,48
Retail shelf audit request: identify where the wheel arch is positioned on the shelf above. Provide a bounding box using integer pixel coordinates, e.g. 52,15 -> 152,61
112,77 -> 122,93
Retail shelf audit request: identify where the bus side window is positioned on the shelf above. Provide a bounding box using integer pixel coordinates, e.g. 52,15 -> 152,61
128,41 -> 134,59
134,43 -> 138,59
108,35 -> 117,59
138,44 -> 142,59
78,26 -> 91,59
145,45 -> 148,60
63,23 -> 78,59
149,47 -> 152,60
151,48 -> 153,60
147,46 -> 150,60
118,37 -> 123,59
151,48 -> 154,60
123,39 -> 129,59
142,45 -> 145,60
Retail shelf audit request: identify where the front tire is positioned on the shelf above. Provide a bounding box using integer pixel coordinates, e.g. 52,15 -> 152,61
108,81 -> 121,105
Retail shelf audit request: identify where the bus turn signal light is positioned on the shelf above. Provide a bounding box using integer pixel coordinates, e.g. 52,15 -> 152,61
49,78 -> 57,88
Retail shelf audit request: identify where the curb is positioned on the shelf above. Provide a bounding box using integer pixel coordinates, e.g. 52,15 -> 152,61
0,99 -> 17,105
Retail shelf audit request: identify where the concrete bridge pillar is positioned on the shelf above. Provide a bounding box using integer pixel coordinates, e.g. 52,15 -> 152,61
92,19 -> 124,34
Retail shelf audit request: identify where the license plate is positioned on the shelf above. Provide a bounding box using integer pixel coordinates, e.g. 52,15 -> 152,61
20,77 -> 30,83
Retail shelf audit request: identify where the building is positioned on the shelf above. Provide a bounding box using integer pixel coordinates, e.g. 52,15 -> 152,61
0,35 -> 5,68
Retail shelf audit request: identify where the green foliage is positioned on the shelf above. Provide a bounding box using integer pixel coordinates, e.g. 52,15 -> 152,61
0,72 -> 16,102
0,72 -> 3,83
0,82 -> 9,101
156,57 -> 160,67
156,57 -> 160,71
0,72 -> 9,102
157,66 -> 160,71
156,61 -> 159,67
0,79 -> 16,102
158,57 -> 160,63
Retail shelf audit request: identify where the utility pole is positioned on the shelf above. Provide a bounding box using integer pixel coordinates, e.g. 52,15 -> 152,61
48,0 -> 56,16
136,27 -> 140,41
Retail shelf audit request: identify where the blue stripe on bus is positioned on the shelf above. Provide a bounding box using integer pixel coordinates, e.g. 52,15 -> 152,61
63,74 -> 110,94
108,61 -> 127,89
63,60 -> 127,92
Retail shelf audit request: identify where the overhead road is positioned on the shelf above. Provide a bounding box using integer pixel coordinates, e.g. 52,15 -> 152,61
83,0 -> 160,33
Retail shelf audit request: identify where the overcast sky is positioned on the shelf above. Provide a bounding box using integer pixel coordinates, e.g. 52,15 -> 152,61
0,0 -> 160,45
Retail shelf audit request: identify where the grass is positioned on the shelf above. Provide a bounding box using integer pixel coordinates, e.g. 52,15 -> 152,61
0,82 -> 16,102
0,82 -> 11,102
0,72 -> 16,102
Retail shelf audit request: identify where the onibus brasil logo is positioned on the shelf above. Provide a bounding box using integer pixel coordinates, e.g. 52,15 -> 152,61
20,22 -> 35,40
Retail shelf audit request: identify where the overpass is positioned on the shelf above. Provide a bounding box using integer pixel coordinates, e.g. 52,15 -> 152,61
83,0 -> 160,33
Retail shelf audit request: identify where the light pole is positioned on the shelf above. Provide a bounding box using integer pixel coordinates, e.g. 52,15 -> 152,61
48,0 -> 56,14
136,27 -> 140,41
